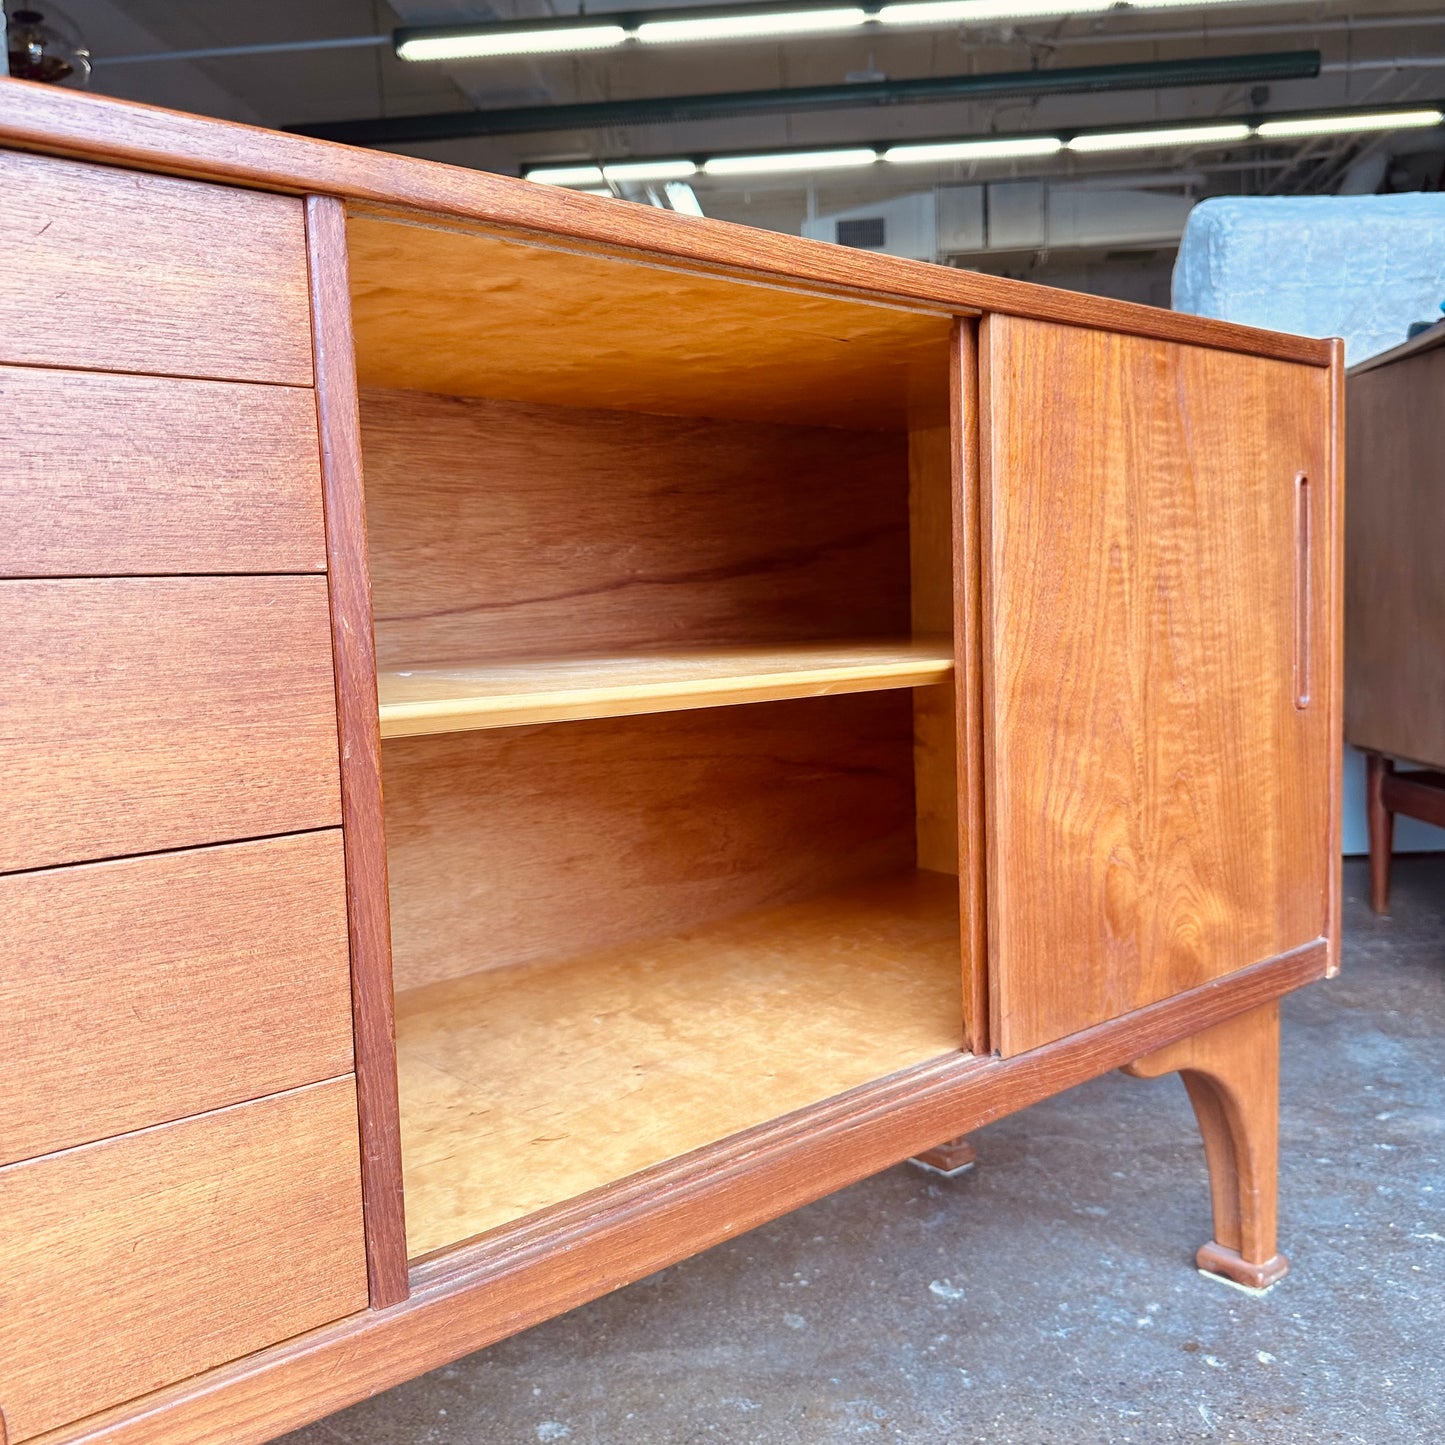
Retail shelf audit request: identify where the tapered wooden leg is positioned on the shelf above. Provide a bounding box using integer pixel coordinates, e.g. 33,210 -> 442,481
1366,752 -> 1395,915
1123,1001 -> 1287,1289
910,1134 -> 978,1176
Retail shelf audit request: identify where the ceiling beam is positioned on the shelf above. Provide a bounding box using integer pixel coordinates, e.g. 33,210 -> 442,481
290,49 -> 1320,146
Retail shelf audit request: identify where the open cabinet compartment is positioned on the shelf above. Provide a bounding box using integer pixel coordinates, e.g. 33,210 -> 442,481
346,211 -> 973,1261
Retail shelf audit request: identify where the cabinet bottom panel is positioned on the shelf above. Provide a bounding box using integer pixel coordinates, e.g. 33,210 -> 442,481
399,868 -> 965,1257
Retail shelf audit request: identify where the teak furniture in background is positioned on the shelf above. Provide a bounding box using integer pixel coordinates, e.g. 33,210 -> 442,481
0,78 -> 1342,1445
1345,323 -> 1445,912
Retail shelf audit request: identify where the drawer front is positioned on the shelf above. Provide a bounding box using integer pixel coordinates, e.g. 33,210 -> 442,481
0,366 -> 327,577
0,576 -> 341,872
0,1079 -> 368,1443
0,832 -> 354,1167
0,149 -> 312,386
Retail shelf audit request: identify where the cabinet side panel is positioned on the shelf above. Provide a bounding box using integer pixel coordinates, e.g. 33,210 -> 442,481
305,196 -> 409,1310
1344,345 -> 1445,769
909,420 -> 958,877
981,317 -> 1332,1054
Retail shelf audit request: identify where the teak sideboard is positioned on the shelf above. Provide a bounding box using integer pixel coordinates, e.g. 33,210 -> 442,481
1344,323 -> 1445,913
0,79 -> 1341,1445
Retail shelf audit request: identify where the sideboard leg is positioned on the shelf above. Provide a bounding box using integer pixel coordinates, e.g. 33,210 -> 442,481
909,1134 -> 978,1177
1366,752 -> 1395,914
1123,1001 -> 1287,1289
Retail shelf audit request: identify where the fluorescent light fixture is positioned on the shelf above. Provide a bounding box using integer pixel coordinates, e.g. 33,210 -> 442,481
1067,122 -> 1251,153
665,181 -> 707,216
397,25 -> 626,60
398,0 -> 1294,61
884,135 -> 1062,162
602,159 -> 700,181
1256,108 -> 1444,138
703,148 -> 878,175
878,0 -> 1278,21
527,164 -> 606,186
878,1 -> 1110,26
638,7 -> 866,43
1129,0 -> 1292,6
525,103 -> 1445,192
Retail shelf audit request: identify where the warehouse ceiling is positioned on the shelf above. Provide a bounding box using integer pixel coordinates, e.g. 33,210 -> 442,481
32,1 -> 1445,291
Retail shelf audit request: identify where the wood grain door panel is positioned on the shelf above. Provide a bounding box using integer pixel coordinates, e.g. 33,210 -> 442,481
0,576 -> 341,872
980,317 -> 1333,1055
0,832 -> 354,1166
0,1078 -> 368,1443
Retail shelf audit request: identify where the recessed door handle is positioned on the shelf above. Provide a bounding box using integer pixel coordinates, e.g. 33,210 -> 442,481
1294,471 -> 1311,709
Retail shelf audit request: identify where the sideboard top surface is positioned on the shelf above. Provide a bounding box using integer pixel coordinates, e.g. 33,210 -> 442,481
0,76 -> 1332,369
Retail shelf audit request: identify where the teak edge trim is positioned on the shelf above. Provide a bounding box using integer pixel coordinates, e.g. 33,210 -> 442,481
305,195 -> 409,1310
975,313 -> 1008,1054
0,77 -> 1332,369
951,319 -> 989,1055
1325,338 -> 1345,976
39,937 -> 1328,1445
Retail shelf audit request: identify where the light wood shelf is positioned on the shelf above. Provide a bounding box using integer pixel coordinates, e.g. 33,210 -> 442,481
396,869 -> 964,1258
378,637 -> 954,738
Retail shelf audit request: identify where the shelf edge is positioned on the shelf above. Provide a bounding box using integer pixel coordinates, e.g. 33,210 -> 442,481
378,658 -> 955,738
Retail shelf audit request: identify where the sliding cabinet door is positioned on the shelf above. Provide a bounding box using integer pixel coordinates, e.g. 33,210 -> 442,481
978,316 -> 1337,1056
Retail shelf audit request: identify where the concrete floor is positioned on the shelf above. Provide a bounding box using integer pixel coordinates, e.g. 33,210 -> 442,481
283,858 -> 1445,1444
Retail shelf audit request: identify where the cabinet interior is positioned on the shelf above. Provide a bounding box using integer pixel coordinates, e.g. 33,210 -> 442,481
347,211 -> 968,1261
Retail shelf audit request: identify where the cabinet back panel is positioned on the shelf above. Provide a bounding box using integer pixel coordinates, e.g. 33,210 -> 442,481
361,390 -> 910,669
383,694 -> 917,991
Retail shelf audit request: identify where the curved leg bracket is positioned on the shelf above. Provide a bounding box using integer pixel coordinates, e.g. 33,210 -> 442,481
1123,1001 -> 1287,1290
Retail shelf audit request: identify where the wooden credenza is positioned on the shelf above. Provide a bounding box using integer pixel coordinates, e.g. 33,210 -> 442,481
0,80 -> 1342,1445
1344,324 -> 1445,912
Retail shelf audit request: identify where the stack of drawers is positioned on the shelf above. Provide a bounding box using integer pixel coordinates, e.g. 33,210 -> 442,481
0,151 -> 368,1442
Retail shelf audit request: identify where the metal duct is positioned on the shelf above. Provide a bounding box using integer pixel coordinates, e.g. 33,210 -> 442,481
291,50 -> 1321,147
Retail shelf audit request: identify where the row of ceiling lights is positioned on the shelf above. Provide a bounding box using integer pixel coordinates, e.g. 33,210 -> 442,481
524,106 -> 1445,185
396,0 -> 1294,61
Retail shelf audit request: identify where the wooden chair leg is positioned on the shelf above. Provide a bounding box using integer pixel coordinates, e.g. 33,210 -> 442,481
1366,752 -> 1395,914
1123,1001 -> 1287,1289
910,1134 -> 978,1176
